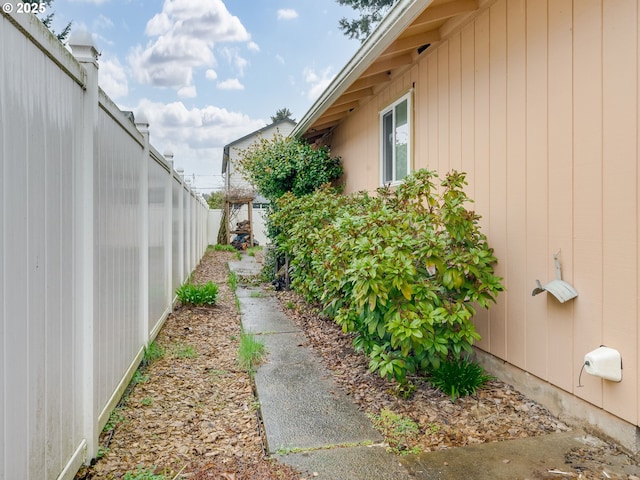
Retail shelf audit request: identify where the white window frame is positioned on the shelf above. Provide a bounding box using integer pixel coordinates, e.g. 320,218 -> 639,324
379,90 -> 412,186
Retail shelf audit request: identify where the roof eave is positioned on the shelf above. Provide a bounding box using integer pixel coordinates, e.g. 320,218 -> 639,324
292,0 -> 435,139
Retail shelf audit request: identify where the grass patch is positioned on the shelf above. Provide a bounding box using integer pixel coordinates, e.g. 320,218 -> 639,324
171,343 -> 198,359
249,290 -> 265,298
237,332 -> 266,371
211,244 -> 236,252
247,246 -> 262,257
176,281 -> 219,306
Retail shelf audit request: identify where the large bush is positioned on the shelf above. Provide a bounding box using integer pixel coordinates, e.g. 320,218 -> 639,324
270,169 -> 504,383
237,134 -> 343,202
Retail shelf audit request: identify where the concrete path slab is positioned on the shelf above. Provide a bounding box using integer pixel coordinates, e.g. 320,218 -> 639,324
254,330 -> 383,452
400,430 -> 594,480
278,445 -> 413,480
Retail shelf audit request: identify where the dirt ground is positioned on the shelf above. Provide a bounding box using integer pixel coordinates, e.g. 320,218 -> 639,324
75,250 -> 640,480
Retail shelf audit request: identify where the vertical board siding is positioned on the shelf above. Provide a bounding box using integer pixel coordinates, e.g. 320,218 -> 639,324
600,0 -> 638,422
1,12 -> 209,478
546,0 -> 574,392
333,0 -> 640,427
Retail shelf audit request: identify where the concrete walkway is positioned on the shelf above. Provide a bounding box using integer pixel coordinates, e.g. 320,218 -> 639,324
228,254 -> 634,480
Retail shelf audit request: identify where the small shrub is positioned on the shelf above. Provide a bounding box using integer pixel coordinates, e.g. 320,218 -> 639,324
428,356 -> 494,402
176,281 -> 219,306
237,332 -> 266,371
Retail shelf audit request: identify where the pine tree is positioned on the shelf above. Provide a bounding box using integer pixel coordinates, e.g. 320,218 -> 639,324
270,108 -> 295,124
21,1 -> 72,42
336,0 -> 397,41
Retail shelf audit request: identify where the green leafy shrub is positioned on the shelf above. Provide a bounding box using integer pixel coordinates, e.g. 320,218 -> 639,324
176,281 -> 219,306
237,133 -> 343,203
428,356 -> 494,402
270,169 -> 504,383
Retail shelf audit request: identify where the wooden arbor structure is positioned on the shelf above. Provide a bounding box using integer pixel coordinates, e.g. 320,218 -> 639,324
224,196 -> 254,248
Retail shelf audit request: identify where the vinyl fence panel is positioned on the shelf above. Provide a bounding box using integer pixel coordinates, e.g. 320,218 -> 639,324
1,11 -> 209,479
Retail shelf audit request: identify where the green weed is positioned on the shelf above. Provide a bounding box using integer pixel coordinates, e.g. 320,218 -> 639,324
103,408 -> 125,433
368,409 -> 421,455
228,271 -> 239,291
144,341 -> 165,364
237,332 -> 266,371
122,466 -> 166,480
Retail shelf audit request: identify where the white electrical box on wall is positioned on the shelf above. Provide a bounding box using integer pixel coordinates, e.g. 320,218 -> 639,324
584,346 -> 622,382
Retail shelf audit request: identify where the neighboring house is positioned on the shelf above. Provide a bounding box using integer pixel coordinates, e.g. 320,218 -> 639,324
221,119 -> 296,245
294,0 -> 640,453
222,118 -> 296,199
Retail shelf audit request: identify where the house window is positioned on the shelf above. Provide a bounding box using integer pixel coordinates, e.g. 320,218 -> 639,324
380,92 -> 411,185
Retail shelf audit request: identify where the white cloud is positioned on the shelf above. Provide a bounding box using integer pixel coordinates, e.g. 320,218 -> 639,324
178,85 -> 197,98
129,0 -> 251,91
275,54 -> 285,64
205,69 -> 218,80
217,78 -> 244,90
277,9 -> 298,20
219,47 -> 249,76
98,55 -> 128,99
132,99 -> 266,189
247,41 -> 260,52
304,66 -> 336,101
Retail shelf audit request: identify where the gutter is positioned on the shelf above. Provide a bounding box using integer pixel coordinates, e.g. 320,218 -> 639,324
292,0 -> 435,138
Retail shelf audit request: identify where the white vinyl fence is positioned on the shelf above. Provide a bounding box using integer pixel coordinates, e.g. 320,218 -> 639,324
1,13 -> 209,480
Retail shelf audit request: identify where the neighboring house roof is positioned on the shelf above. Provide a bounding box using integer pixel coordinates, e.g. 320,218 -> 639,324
221,118 -> 297,174
293,0 -> 480,143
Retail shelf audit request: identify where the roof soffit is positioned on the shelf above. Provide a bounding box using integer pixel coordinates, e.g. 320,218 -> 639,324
296,0 -> 481,141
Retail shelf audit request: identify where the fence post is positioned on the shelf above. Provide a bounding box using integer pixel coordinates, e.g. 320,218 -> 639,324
177,168 -> 185,284
164,152 -> 174,309
136,118 -> 150,346
69,31 -> 99,463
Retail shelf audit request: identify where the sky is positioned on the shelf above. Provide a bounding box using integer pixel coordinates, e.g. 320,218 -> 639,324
46,0 -> 361,193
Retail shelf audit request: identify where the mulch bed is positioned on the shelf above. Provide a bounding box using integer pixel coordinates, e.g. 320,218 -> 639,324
75,250 -> 639,480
